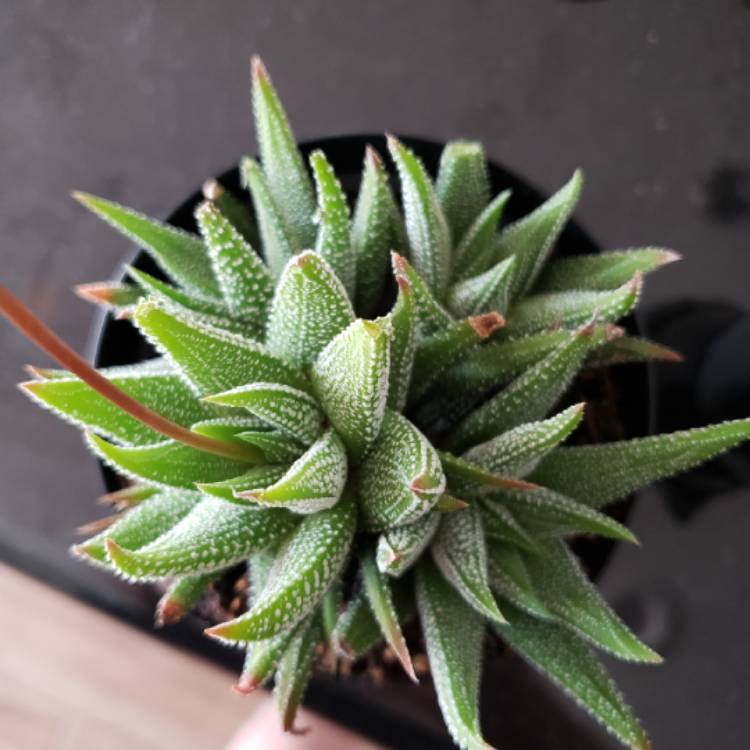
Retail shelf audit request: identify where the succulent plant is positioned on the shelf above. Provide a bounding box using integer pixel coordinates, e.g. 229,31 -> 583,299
2,57 -> 749,749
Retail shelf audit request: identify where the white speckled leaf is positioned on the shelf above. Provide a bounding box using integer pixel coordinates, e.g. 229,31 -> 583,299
352,147 -> 405,315
431,505 -> 506,624
464,403 -> 585,477
448,256 -> 516,318
486,542 -> 550,619
235,429 -> 347,514
195,200 -> 274,322
134,301 -> 310,397
73,192 -> 219,298
535,247 -> 678,292
446,326 -> 602,452
530,419 -> 750,509
156,571 -> 219,626
357,410 -> 446,531
499,170 -> 583,301
360,546 -> 417,681
376,510 -> 440,577
388,137 -> 451,300
190,416 -> 269,447
416,557 -> 489,750
86,433 -> 255,490
206,492 -> 356,642
587,336 -> 682,367
201,177 -> 259,248
310,150 -> 355,297
523,538 -> 661,663
483,487 -> 636,543
435,141 -> 490,247
205,382 -> 323,444
312,319 -> 390,462
74,490 -> 200,566
494,604 -> 650,750
266,251 -> 355,369
505,274 -> 641,337
240,156 -> 298,278
251,58 -> 316,249
106,497 -> 297,581
274,613 -> 322,732
381,266 -> 417,410
20,362 -> 216,446
453,191 -> 512,280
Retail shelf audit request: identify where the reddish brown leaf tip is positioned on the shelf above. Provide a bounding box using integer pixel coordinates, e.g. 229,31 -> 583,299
232,674 -> 261,695
74,282 -> 116,305
468,312 -> 505,339
76,514 -> 119,536
155,598 -> 186,628
605,324 -> 625,342
250,55 -> 267,83
658,249 -> 682,265
201,179 -> 224,201
365,144 -> 384,169
70,543 -> 90,559
23,365 -> 51,379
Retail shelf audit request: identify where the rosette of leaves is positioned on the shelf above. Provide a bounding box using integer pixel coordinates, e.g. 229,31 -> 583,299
2,57 -> 749,750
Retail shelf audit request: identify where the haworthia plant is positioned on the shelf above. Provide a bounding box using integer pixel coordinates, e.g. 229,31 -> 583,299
1,58 -> 747,749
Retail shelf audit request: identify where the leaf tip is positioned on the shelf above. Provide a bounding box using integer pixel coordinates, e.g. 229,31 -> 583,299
155,597 -> 185,628
201,178 -> 224,201
468,312 -> 505,339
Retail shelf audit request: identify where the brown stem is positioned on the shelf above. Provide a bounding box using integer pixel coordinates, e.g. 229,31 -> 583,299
0,286 -> 256,463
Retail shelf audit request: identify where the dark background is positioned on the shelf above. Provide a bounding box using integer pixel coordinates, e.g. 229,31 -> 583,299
1,2 -> 749,748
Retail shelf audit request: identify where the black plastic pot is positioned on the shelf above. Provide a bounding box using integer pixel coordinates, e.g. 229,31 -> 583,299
91,135 -> 652,750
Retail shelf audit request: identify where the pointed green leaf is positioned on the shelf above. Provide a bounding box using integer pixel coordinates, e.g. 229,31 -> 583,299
448,255 -> 516,318
312,319 -> 390,462
190,416 -> 269,446
333,576 -> 415,659
236,626 -> 297,694
464,403 -> 585,477
106,497 -> 297,581
206,493 -> 356,642
134,301 -> 310,396
524,539 -> 661,663
20,361 -> 217,446
87,433 -> 256,489
274,614 -> 322,733
587,335 -> 683,367
505,274 -> 642,337
388,136 -> 451,300
499,170 -> 583,301
235,429 -> 347,514
431,505 -> 506,624
73,490 -> 199,565
360,546 -> 417,681
439,451 -> 536,494
251,58 -> 316,249
358,410 -> 446,530
453,191 -> 512,280
446,324 -> 605,452
352,147 -> 404,315
410,312 -> 504,399
310,149 -> 355,297
480,502 -> 542,555
197,464 -> 289,503
240,156 -> 298,278
382,263 -> 417,410
266,251 -> 355,369
536,247 -> 679,292
155,571 -> 218,626
391,252 -> 453,338
494,604 -> 650,750
484,487 -> 637,543
73,192 -> 218,298
205,383 -> 324,444
236,430 -> 305,464
486,542 -> 550,619
531,419 -> 750,509
201,177 -> 259,248
376,510 -> 440,577
75,281 -> 144,312
435,141 -> 491,247
416,557 -> 488,750
195,199 -> 274,322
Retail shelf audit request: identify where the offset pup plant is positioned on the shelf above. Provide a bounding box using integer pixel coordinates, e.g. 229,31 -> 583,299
2,57 -> 749,749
